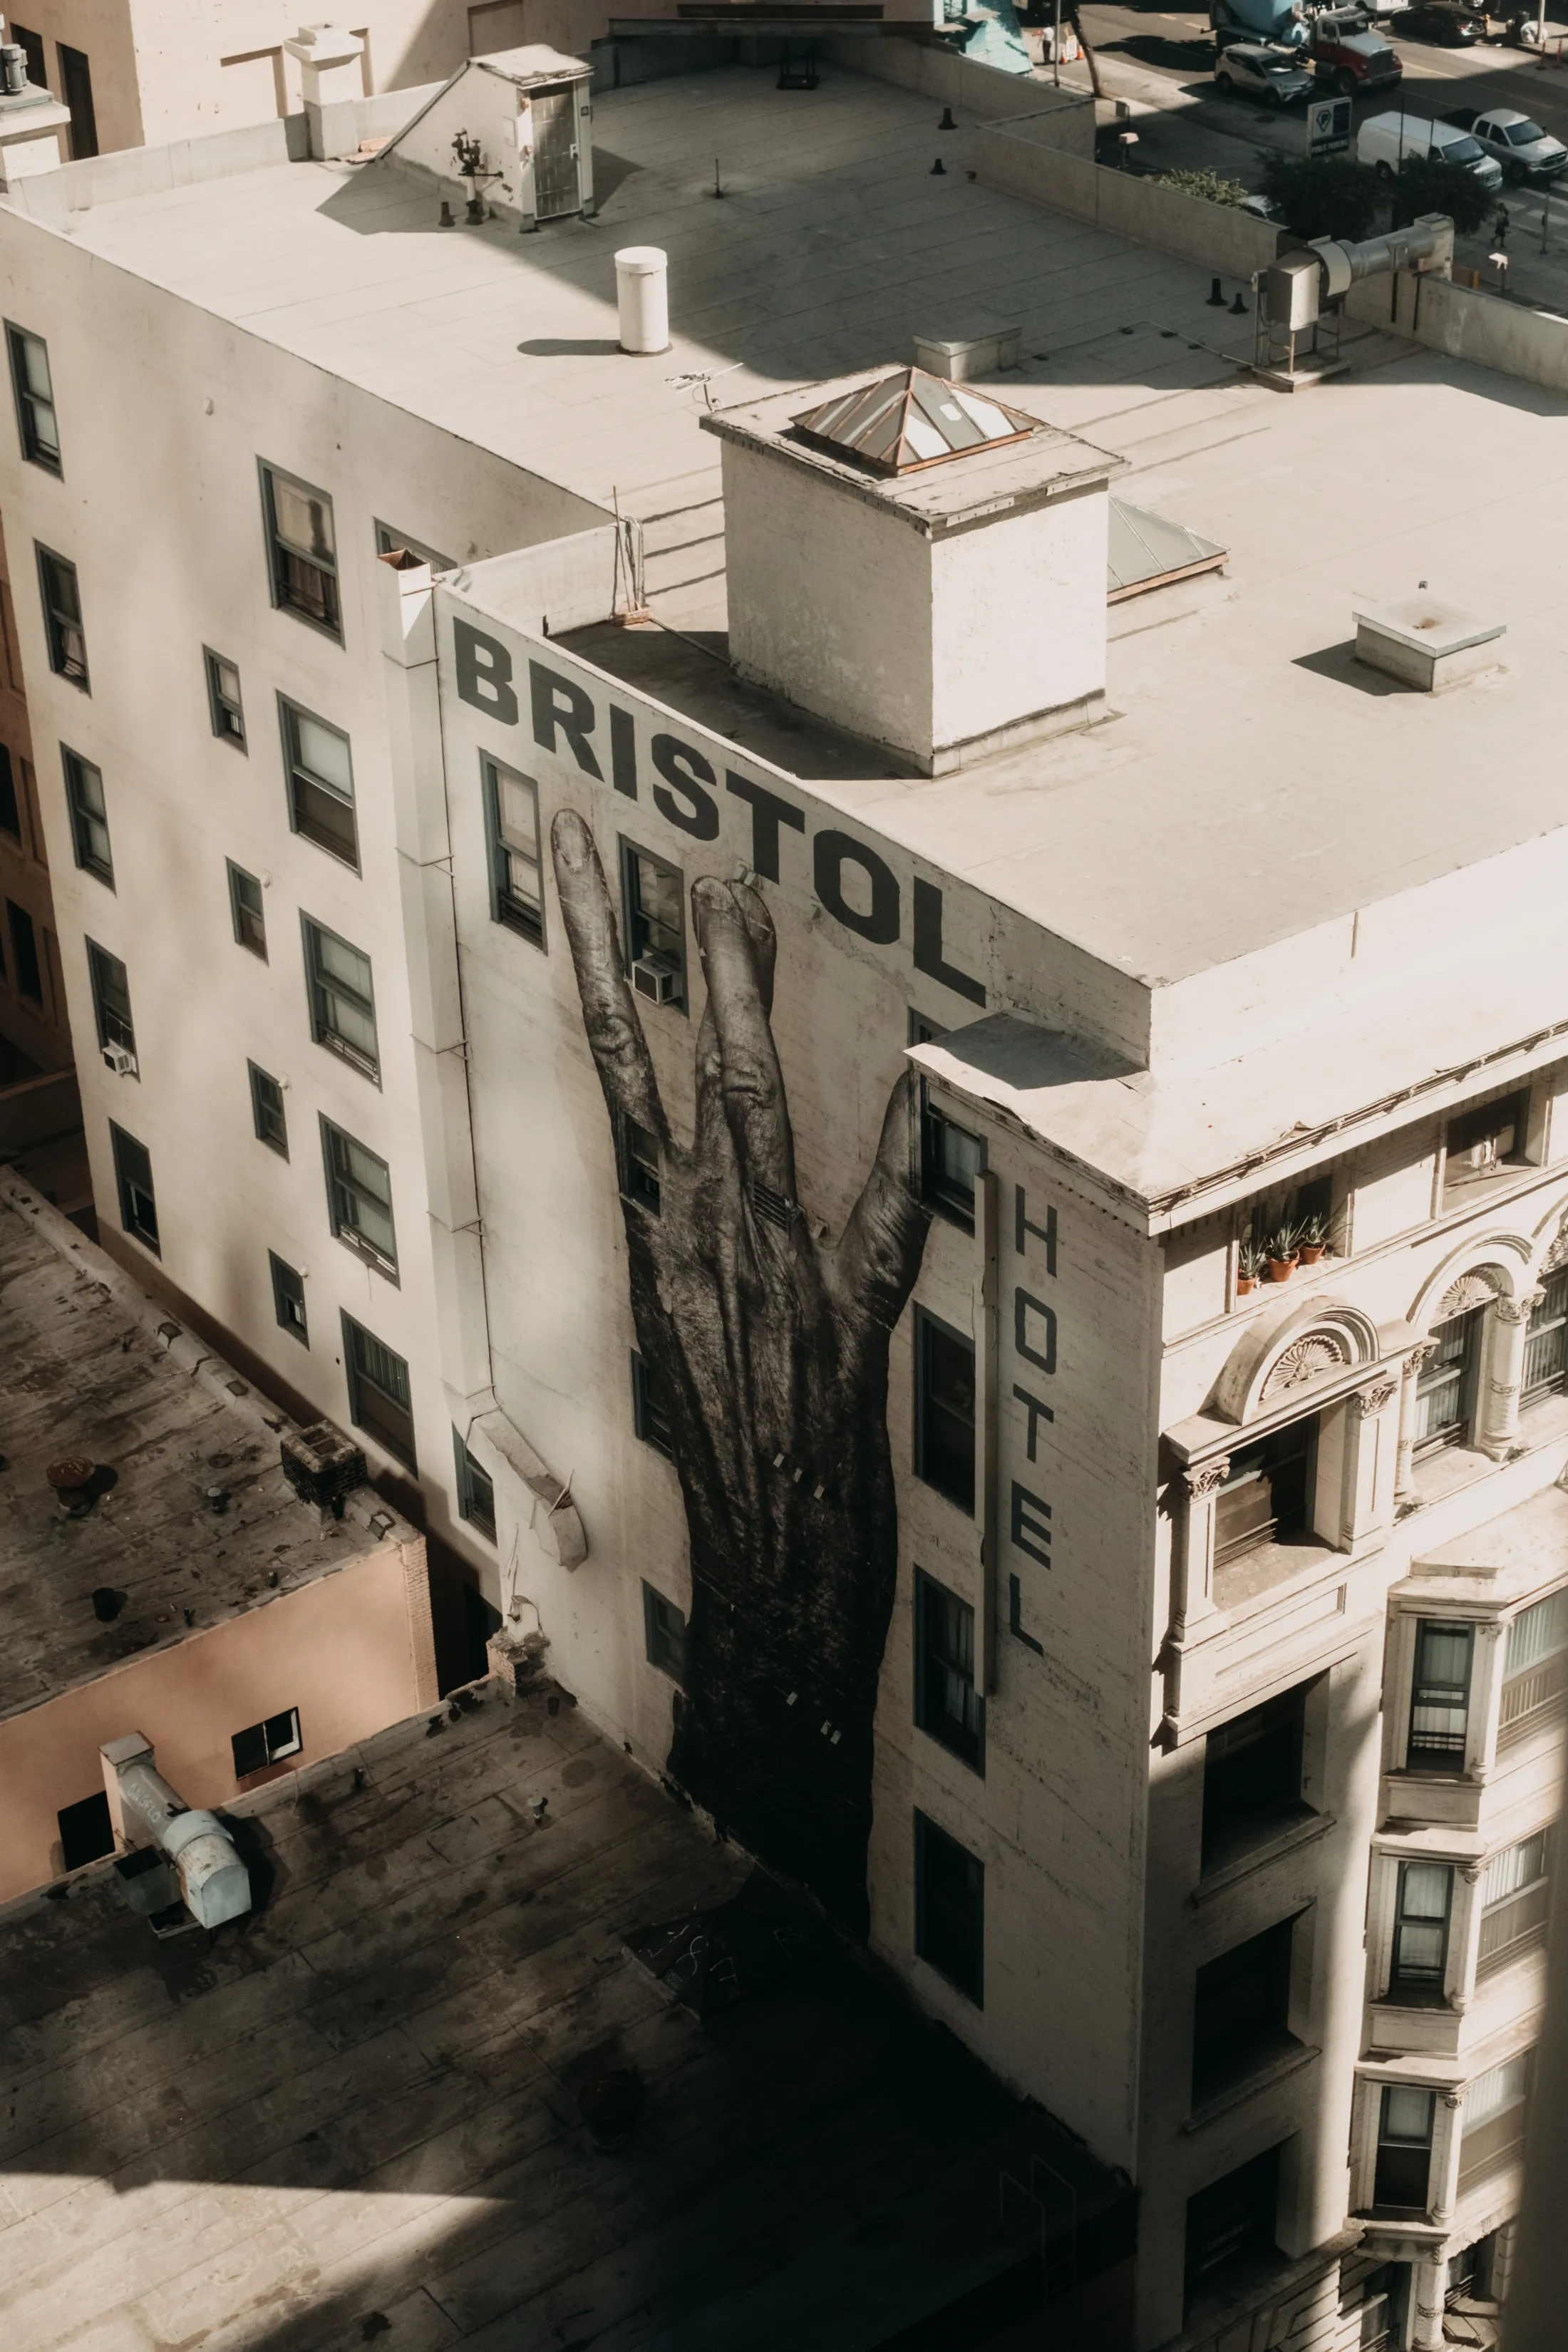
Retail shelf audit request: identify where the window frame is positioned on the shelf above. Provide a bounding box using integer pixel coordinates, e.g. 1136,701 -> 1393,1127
320,1113 -> 398,1279
913,1305 -> 976,1516
248,1061 -> 289,1157
914,1807 -> 984,2006
7,899 -> 43,1004
453,1427 -> 497,1542
301,912 -> 378,1081
86,937 -> 134,1058
1190,1915 -> 1301,2106
1497,1587 -> 1568,1752
231,1706 -> 303,1780
280,696 -> 358,870
375,519 -> 453,572
269,1249 -> 308,1344
619,837 -> 687,1010
1372,2084 -> 1435,2214
1201,1681 -> 1311,1873
617,1110 -> 662,1215
913,1567 -> 984,1773
484,755 -> 546,949
1389,1859 -> 1453,1996
1212,1414 -> 1318,1572
1477,1826 -> 1552,1978
1413,1308 -> 1483,1456
1406,1619 -> 1473,1771
6,320 -> 61,475
108,1120 -> 159,1254
631,1350 -> 674,1456
62,746 -> 111,886
259,460 -> 342,641
204,647 -> 247,748
228,860 -> 267,959
35,542 -> 88,688
0,743 -> 20,841
920,1092 -> 984,1233
641,1580 -> 686,1681
341,1309 -> 417,1471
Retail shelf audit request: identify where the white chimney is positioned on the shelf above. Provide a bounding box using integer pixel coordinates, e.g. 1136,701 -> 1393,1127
702,367 -> 1123,776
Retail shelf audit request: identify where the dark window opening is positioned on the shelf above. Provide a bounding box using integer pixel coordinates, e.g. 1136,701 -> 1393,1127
1373,2085 -> 1434,2213
485,756 -> 545,947
1414,1309 -> 1482,1455
1445,2234 -> 1497,2309
36,545 -> 87,687
914,1308 -> 975,1515
57,43 -> 97,157
1444,1090 -> 1530,1200
341,1311 -> 416,1470
269,1249 -> 307,1344
109,1120 -> 158,1253
249,1062 -> 288,1157
914,1808 -> 984,2005
1407,1620 -> 1472,1771
619,1113 -> 662,1214
63,748 -> 111,884
1201,1682 -> 1311,1873
621,840 -> 685,1008
1351,2262 -> 1410,2352
6,321 -> 60,472
303,914 -> 378,1078
87,939 -> 133,1056
631,1351 -> 674,1455
1212,1417 -> 1316,1579
282,700 -> 356,867
921,1093 -> 983,1232
914,1569 -> 984,1772
228,861 -> 267,959
10,27 -> 46,92
57,1790 -> 114,1872
642,1580 -> 686,1681
1184,2143 -> 1282,2309
453,1428 -> 497,1542
321,1118 -> 397,1276
1191,1917 -> 1300,2107
0,743 -> 19,839
1390,1862 -> 1452,1996
205,648 -> 246,747
232,1707 -> 302,1779
9,899 -> 43,1002
262,464 -> 340,636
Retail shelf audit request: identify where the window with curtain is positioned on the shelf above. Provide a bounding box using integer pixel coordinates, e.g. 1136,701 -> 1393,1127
1406,1621 -> 1472,1770
1390,1861 -> 1451,1994
1414,1310 -> 1482,1453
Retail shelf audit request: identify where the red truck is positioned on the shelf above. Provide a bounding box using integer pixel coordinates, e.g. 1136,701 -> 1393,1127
1307,8 -> 1404,90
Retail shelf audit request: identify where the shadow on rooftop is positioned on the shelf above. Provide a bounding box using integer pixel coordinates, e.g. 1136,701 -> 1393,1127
1292,640 -> 1411,698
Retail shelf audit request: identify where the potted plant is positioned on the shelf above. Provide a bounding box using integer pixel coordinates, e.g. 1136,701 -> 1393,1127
1297,1212 -> 1331,1267
1237,1241 -> 1264,1297
1265,1224 -> 1299,1282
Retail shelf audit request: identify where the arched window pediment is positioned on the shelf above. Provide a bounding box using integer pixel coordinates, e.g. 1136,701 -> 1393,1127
1212,1293 -> 1383,1427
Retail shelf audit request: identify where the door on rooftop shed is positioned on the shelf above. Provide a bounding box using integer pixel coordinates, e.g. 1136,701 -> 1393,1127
531,87 -> 578,219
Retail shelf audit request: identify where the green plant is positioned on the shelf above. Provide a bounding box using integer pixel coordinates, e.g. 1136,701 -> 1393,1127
1154,168 -> 1252,210
1391,157 -> 1496,239
1266,1223 -> 1301,1264
1259,155 -> 1383,242
1239,1240 -> 1265,1278
1299,1212 -> 1331,1249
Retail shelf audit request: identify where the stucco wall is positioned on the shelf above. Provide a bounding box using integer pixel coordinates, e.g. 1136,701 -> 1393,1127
0,1539 -> 435,1902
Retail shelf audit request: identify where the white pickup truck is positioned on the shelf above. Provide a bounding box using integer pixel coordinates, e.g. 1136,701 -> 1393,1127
1442,105 -> 1568,185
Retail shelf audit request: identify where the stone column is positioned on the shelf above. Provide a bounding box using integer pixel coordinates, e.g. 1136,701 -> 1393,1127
1478,1289 -> 1543,1460
1395,1343 -> 1438,1506
1344,1375 -> 1402,1543
1411,2251 -> 1449,2351
1469,1618 -> 1508,1787
1449,1859 -> 1486,2018
1161,1459 -> 1228,1731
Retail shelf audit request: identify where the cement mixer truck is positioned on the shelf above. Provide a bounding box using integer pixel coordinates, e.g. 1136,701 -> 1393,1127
1212,0 -> 1311,50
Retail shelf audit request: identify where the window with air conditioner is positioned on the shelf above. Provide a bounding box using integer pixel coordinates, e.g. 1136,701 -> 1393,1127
620,840 -> 685,1009
87,939 -> 135,1070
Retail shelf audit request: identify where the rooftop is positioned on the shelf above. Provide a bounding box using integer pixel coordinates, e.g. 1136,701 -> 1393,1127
11,65 -> 1568,1066
0,1176 -> 394,1723
0,1693 -> 1130,2352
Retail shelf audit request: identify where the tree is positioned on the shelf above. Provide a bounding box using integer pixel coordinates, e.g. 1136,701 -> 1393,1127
1392,157 -> 1496,238
1259,155 -> 1383,242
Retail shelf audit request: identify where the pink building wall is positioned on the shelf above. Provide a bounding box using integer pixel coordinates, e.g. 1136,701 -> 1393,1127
0,1539 -> 438,1901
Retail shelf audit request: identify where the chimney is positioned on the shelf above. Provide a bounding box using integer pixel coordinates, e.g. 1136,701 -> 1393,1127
284,24 -> 366,160
702,367 -> 1123,776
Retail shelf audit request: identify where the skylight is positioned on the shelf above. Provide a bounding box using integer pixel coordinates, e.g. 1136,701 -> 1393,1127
790,368 -> 1038,477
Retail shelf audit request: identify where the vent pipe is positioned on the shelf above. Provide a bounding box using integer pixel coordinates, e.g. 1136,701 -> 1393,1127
100,1733 -> 252,1929
616,247 -> 669,356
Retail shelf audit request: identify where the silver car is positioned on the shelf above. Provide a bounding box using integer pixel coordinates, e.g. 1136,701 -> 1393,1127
1214,41 -> 1317,104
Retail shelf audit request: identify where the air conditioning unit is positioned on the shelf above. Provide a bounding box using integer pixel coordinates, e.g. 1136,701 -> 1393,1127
103,1041 -> 138,1077
631,953 -> 680,1006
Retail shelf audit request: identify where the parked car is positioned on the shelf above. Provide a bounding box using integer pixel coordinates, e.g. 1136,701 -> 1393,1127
1395,0 -> 1489,38
1214,41 -> 1318,99
1209,0 -> 1310,53
1308,11 -> 1405,90
1356,109 -> 1506,187
1442,103 -> 1568,181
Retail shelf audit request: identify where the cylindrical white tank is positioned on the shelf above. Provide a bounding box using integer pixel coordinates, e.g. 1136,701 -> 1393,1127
616,247 -> 669,356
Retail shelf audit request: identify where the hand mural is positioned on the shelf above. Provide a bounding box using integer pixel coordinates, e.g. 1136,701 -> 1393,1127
552,810 -> 932,1936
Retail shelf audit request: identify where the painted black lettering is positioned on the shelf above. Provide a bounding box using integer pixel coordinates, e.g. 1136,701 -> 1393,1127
1013,1383 -> 1055,1463
726,773 -> 805,882
1011,1481 -> 1053,1569
454,619 -> 519,726
813,830 -> 899,946
610,706 -> 639,800
1015,1189 -> 1058,1273
530,661 -> 603,780
912,878 -> 986,1008
1009,1573 -> 1044,1653
651,735 -> 721,838
1014,1289 -> 1056,1376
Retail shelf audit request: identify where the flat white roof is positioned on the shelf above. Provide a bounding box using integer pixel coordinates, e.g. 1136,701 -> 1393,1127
15,65 -> 1568,1020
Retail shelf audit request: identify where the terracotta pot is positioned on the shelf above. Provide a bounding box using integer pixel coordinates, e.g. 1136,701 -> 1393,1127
1298,1244 -> 1326,1266
1237,1274 -> 1257,1296
1267,1257 -> 1295,1282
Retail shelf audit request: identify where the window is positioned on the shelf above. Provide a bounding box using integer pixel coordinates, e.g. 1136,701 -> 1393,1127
1477,1827 -> 1552,1978
1457,2052 -> 1533,2196
87,939 -> 133,1056
204,649 -> 246,748
63,748 -> 111,884
36,545 -> 87,687
9,900 -> 43,1002
621,840 -> 685,1008
228,862 -> 267,958
1184,2145 -> 1281,2306
1444,1090 -> 1530,1200
1373,2086 -> 1434,2213
1523,1269 -> 1568,1403
109,1121 -> 158,1252
282,700 -> 356,867
6,322 -> 59,472
375,520 -> 453,572
453,1428 -> 497,1541
302,915 -> 378,1078
1498,1587 -> 1568,1751
1406,1621 -> 1472,1770
1351,2264 -> 1408,2352
1414,1309 -> 1482,1454
321,1118 -> 397,1276
56,1790 -> 114,1873
11,26 -> 45,91
1390,1862 -> 1452,1996
1191,1917 -> 1299,2105
1445,2237 -> 1496,2310
248,1061 -> 288,1157
1201,1683 -> 1311,1872
914,1569 -> 983,1771
1212,1417 -> 1315,1575
914,1810 -> 984,2003
631,1351 -> 674,1455
921,1094 -> 984,1232
619,1113 -> 662,1214
914,1309 -> 975,1515
642,1581 -> 686,1681
261,464 -> 341,637
231,1707 -> 302,1778
341,1311 -> 416,1470
269,1249 -> 307,1343
485,757 -> 545,947
57,43 -> 97,158
0,743 -> 19,839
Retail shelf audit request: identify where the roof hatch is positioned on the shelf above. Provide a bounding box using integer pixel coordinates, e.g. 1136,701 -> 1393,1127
790,366 -> 1038,476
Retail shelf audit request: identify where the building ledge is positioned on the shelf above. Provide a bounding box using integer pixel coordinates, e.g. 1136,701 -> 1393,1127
1182,2039 -> 1321,2134
1190,1809 -> 1335,1906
